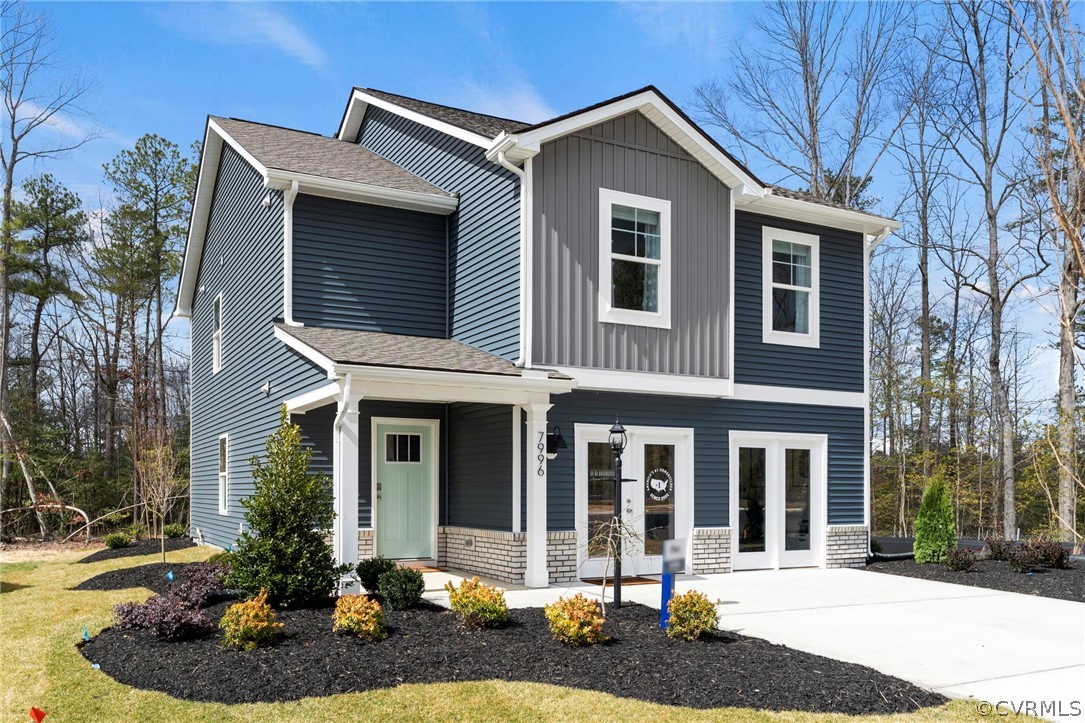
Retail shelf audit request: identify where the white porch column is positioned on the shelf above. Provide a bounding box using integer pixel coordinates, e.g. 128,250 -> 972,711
523,402 -> 553,588
333,401 -> 360,592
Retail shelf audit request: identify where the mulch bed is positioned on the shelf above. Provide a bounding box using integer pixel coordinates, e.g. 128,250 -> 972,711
72,562 -> 195,595
865,558 -> 1084,603
80,600 -> 945,714
77,538 -> 195,564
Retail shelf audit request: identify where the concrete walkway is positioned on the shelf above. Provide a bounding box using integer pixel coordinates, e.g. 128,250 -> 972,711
424,567 -> 1084,721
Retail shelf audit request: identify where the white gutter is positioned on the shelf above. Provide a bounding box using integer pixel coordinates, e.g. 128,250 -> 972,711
281,179 -> 302,327
488,133 -> 532,368
867,225 -> 893,252
333,373 -> 353,431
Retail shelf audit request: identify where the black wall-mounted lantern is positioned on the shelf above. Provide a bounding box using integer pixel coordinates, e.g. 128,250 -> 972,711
609,419 -> 628,607
546,425 -> 567,460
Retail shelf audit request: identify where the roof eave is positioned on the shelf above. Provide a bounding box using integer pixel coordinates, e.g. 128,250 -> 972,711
338,88 -> 494,148
741,192 -> 902,236
264,169 -> 457,215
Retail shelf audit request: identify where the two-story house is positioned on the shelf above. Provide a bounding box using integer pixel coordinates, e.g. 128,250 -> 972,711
175,86 -> 899,588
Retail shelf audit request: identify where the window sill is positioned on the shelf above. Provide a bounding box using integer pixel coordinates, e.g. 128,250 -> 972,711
762,329 -> 820,349
600,306 -> 671,330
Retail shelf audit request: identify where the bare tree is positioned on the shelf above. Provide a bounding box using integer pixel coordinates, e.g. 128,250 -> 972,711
693,0 -> 913,205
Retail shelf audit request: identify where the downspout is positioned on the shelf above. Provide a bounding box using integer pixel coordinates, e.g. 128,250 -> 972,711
282,179 -> 302,326
333,372 -> 353,431
492,146 -> 531,368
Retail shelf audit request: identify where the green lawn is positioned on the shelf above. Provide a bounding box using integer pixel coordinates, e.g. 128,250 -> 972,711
0,545 -> 995,722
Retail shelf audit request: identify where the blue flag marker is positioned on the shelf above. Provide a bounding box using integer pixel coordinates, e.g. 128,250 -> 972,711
165,570 -> 175,582
82,626 -> 90,642
227,544 -> 233,552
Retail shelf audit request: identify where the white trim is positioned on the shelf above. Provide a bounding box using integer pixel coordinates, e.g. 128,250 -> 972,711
338,89 -> 493,148
863,238 -> 873,530
338,363 -> 575,395
371,417 -> 441,561
265,169 -> 457,215
553,366 -> 732,398
523,157 -> 534,367
762,226 -> 820,348
597,188 -> 672,330
523,402 -> 552,587
217,434 -> 229,515
333,391 -> 360,587
281,180 -> 301,326
212,293 -> 223,374
511,405 -> 522,533
282,382 -> 340,414
727,188 -> 736,386
728,431 -> 827,571
731,384 -> 866,408
741,190 -> 902,237
273,326 -> 335,374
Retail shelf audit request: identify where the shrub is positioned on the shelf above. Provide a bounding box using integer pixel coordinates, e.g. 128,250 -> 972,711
207,551 -> 235,569
1031,541 -> 1071,570
333,594 -> 388,640
355,556 -> 398,594
1008,546 -> 1042,574
171,562 -> 228,609
220,589 -> 284,650
945,547 -> 976,572
985,538 -> 1017,561
378,567 -> 424,610
444,576 -> 509,628
113,595 -> 213,641
666,590 -> 720,641
99,511 -> 128,530
544,593 -> 607,645
913,472 -> 956,564
228,408 -> 352,608
163,523 -> 186,539
103,532 -> 131,549
123,523 -> 146,541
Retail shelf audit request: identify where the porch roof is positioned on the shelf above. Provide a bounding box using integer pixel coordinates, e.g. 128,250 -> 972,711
275,323 -> 571,380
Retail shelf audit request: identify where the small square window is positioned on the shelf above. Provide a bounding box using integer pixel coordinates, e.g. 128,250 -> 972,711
385,433 -> 421,463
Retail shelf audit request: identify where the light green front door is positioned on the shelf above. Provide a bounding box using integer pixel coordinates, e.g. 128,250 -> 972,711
376,422 -> 434,559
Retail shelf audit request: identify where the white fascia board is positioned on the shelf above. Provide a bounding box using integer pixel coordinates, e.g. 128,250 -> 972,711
265,169 -> 458,215
731,383 -> 866,408
208,118 -> 270,180
339,89 -> 493,149
273,326 -> 336,376
742,192 -> 902,237
553,366 -> 733,398
283,382 -> 340,414
501,90 -> 762,195
334,362 -> 577,396
336,93 -> 368,143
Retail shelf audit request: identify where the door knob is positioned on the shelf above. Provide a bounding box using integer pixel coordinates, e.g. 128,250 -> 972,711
377,495 -> 381,501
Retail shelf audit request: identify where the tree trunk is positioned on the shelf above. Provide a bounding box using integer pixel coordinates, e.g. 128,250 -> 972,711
1056,249 -> 1079,541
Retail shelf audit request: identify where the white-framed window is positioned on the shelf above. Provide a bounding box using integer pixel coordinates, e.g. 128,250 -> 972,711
762,226 -> 820,348
385,433 -> 422,463
212,294 -> 223,374
218,434 -> 229,515
597,188 -> 671,329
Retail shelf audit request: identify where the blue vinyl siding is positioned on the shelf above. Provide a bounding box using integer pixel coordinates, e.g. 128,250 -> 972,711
357,106 -> 520,359
545,391 -> 865,530
734,211 -> 865,391
189,147 -> 328,549
447,403 -> 512,530
295,405 -> 334,483
292,195 -> 448,336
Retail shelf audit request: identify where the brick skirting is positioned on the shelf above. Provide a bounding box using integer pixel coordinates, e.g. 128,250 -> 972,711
826,525 -> 869,568
692,527 -> 732,573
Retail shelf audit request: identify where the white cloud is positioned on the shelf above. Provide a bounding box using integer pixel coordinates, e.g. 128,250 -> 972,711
619,2 -> 730,61
454,79 -> 556,124
156,3 -> 328,72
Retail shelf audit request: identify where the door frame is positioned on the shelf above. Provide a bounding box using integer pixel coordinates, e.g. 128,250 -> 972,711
728,431 -> 828,571
574,423 -> 695,578
371,417 -> 440,561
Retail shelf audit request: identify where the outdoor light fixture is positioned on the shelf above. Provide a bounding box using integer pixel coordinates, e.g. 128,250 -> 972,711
608,420 -> 627,454
260,381 -> 271,396
609,419 -> 628,607
545,425 -> 567,460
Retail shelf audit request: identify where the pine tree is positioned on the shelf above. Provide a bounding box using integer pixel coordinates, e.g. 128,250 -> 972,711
913,471 -> 956,564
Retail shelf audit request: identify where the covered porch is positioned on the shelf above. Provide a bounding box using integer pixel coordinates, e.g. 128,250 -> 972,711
276,324 -> 575,588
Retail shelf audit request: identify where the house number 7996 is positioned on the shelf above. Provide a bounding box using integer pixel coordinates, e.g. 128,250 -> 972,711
536,431 -> 546,476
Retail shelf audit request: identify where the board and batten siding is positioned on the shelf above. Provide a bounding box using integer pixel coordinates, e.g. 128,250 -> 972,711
357,106 -> 520,359
734,210 -> 864,392
292,195 -> 448,336
531,111 -> 731,378
544,391 -> 865,531
190,147 -> 329,549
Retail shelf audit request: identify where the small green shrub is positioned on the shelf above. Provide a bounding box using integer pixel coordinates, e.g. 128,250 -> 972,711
1031,541 -> 1071,569
444,576 -> 509,628
123,523 -> 146,541
944,547 -> 976,572
103,532 -> 131,549
1008,546 -> 1042,574
220,589 -> 284,650
544,593 -> 607,645
666,590 -> 720,641
99,511 -> 128,530
378,567 -> 424,610
355,556 -> 398,594
333,594 -> 388,640
207,551 -> 235,569
913,472 -> 955,564
985,538 -> 1017,561
163,523 -> 186,539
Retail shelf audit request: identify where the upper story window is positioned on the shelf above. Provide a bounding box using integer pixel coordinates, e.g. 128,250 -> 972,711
212,294 -> 223,374
598,188 -> 671,329
762,226 -> 820,348
218,434 -> 229,515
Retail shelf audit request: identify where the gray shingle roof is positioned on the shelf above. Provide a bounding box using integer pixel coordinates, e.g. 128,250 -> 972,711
768,185 -> 878,214
211,117 -> 451,198
360,88 -> 531,138
276,324 -> 570,380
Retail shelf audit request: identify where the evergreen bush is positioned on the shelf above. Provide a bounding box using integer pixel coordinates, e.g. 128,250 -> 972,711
163,523 -> 186,538
944,547 -> 976,572
1031,541 -> 1071,569
913,472 -> 956,564
355,555 -> 398,594
103,532 -> 130,549
378,567 -> 424,610
985,538 -> 1017,561
666,590 -> 719,641
227,407 -> 351,608
1008,546 -> 1042,573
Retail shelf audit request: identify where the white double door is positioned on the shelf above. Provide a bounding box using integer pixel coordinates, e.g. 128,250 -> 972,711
730,432 -> 826,570
575,425 -> 693,578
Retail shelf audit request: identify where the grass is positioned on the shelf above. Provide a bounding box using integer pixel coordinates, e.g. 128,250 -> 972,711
0,545 -> 1000,722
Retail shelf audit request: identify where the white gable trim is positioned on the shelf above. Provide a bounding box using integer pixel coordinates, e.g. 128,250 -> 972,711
337,88 -> 494,148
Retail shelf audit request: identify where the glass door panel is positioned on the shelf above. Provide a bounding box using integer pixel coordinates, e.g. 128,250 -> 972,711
784,448 -> 811,551
642,444 -> 675,556
738,447 -> 767,554
586,442 -> 614,559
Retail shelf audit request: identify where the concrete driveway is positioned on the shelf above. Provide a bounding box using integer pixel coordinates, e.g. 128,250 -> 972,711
425,567 -> 1084,720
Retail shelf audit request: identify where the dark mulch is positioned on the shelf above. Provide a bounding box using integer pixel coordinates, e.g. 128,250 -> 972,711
72,562 -> 195,595
77,538 -> 195,564
866,558 -> 1085,603
80,601 -> 946,714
